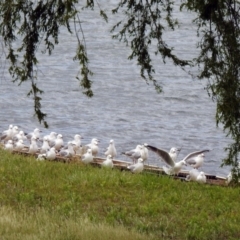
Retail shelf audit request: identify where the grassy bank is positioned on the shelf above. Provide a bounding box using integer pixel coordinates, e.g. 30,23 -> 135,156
0,148 -> 239,239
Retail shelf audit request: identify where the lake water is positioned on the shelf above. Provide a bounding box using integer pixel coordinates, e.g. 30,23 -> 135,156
0,1 -> 232,176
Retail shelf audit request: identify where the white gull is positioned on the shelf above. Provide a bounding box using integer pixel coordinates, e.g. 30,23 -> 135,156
86,138 -> 99,157
14,139 -> 26,151
104,139 -> 117,158
27,128 -> 42,141
40,137 -> 50,154
46,147 -> 57,160
101,154 -> 114,169
1,124 -> 13,142
185,152 -> 209,169
122,145 -> 143,164
13,130 -> 27,142
70,134 -> 83,154
28,136 -> 39,154
81,148 -> 93,164
54,134 -> 64,151
59,142 -> 75,157
127,158 -> 144,174
186,169 -> 207,184
4,140 -> 14,152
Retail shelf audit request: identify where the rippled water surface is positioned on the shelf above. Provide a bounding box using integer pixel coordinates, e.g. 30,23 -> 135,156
0,2 -> 232,176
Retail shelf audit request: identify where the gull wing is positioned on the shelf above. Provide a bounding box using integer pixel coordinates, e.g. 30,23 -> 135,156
122,149 -> 135,157
183,149 -> 210,162
0,134 -> 7,141
145,144 -> 175,167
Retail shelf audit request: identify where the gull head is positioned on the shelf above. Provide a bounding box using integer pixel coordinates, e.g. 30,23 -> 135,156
34,128 -> 41,133
137,145 -> 143,150
57,134 -> 63,139
43,136 -> 49,141
75,134 -> 83,140
87,149 -> 92,154
50,147 -> 57,153
13,126 -> 19,131
169,147 -> 181,154
31,136 -> 38,141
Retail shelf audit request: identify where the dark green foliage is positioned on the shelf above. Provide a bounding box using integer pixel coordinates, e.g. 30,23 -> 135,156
111,0 -> 190,93
181,0 -> 240,180
0,0 -> 99,126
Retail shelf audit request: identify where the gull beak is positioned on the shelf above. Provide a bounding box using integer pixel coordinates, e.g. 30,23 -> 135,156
177,148 -> 182,152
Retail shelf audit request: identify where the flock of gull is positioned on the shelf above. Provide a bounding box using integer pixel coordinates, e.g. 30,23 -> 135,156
0,124 -> 232,184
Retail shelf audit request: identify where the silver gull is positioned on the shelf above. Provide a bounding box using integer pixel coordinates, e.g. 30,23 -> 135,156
127,158 -> 144,174
104,139 -> 117,158
81,148 -> 93,164
101,154 -> 114,169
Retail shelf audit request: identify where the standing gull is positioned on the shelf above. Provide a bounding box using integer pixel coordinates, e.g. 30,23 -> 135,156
54,134 -> 64,151
127,158 -> 144,174
27,128 -> 42,141
13,130 -> 27,142
81,149 -> 93,164
46,147 -> 57,160
196,171 -> 207,184
28,136 -> 39,154
122,145 -> 143,163
45,132 -> 58,147
40,137 -> 50,154
225,163 -> 240,185
104,139 -> 117,158
11,126 -> 19,139
86,138 -> 99,157
0,124 -> 13,142
185,152 -> 209,169
101,154 -> 114,169
14,139 -> 26,151
4,140 -> 14,152
59,142 -> 75,158
70,134 -> 83,155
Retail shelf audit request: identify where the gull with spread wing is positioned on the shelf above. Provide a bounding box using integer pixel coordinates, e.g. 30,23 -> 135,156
185,152 -> 209,169
145,144 -> 209,175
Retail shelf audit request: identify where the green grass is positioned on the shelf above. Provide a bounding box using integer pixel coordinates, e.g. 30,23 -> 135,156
0,148 -> 240,239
